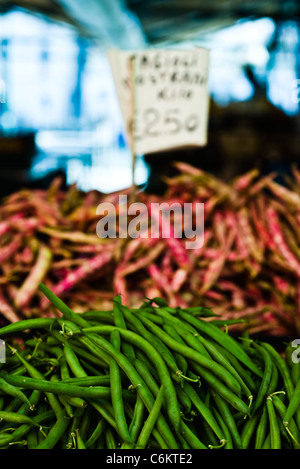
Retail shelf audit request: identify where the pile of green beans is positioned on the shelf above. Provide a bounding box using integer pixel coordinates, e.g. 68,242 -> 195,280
0,283 -> 299,450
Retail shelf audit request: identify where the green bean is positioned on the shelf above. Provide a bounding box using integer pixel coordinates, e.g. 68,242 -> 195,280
207,319 -> 247,327
272,394 -> 300,449
63,341 -> 88,378
151,428 -> 170,449
0,410 -> 41,427
35,409 -> 70,449
135,350 -> 158,378
139,310 -> 165,326
148,297 -> 169,308
71,334 -> 112,368
58,353 -> 92,408
262,432 -> 271,449
119,315 -> 242,396
19,376 -> 133,401
291,361 -> 300,388
64,413 -> 83,449
79,357 -> 104,376
211,407 -> 233,449
266,395 -> 281,449
96,387 -> 177,450
51,374 -> 86,410
0,406 -> 20,434
179,420 -> 207,449
123,395 -> 145,447
113,296 -> 135,359
26,337 -> 60,356
154,330 -> 199,388
0,376 -> 32,409
6,346 -> 65,419
76,407 -> 91,446
283,378 -> 300,428
25,341 -> 59,363
162,325 -> 189,375
1,396 -> 23,415
46,335 -> 61,346
105,427 -> 118,449
184,383 -> 224,442
39,283 -> 89,329
75,427 -> 86,449
261,342 -> 294,401
66,429 -> 78,449
278,418 -> 293,448
4,389 -> 41,418
81,310 -> 114,323
7,365 -> 30,377
174,384 -> 192,415
78,326 -> 181,439
0,409 -> 54,447
123,309 -> 181,374
1,373 -> 135,402
266,360 -> 279,395
57,335 -> 107,370
89,399 -> 117,431
85,418 -> 106,449
60,375 -> 111,387
188,361 -> 250,416
251,342 -> 273,413
57,394 -> 74,418
96,433 -> 105,449
197,335 -> 251,399
175,310 -> 263,377
202,418 -> 219,448
241,412 -> 261,449
134,358 -> 160,399
110,329 -> 132,445
6,344 -> 46,380
254,405 -> 268,449
0,318 -> 55,337
148,310 -> 211,359
212,343 -> 257,393
26,428 -> 38,449
52,325 -> 112,369
211,389 -> 243,449
6,288 -> 300,450
47,374 -> 68,419
58,353 -> 72,381
180,306 -> 217,318
136,385 -> 165,449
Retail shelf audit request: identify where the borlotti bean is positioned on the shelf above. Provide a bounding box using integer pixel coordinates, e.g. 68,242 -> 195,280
0,163 -> 300,337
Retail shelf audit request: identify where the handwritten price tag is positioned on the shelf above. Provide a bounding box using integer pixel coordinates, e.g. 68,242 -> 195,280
108,48 -> 210,155
132,48 -> 209,154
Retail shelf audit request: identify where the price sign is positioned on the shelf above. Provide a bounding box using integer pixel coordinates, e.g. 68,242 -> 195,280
108,48 -> 210,155
132,48 -> 209,155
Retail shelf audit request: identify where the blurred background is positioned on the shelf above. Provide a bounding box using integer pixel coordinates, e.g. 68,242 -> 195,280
0,0 -> 299,197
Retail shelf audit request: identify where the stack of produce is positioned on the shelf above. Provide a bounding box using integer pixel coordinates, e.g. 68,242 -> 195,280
0,284 -> 299,449
0,162 -> 299,336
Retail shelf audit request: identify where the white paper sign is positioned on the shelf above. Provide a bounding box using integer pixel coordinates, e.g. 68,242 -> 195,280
108,48 -> 210,155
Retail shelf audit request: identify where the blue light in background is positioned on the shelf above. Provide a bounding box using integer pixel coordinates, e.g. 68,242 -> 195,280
266,21 -> 300,116
196,18 -> 276,105
0,11 -> 298,194
0,8 -> 149,192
